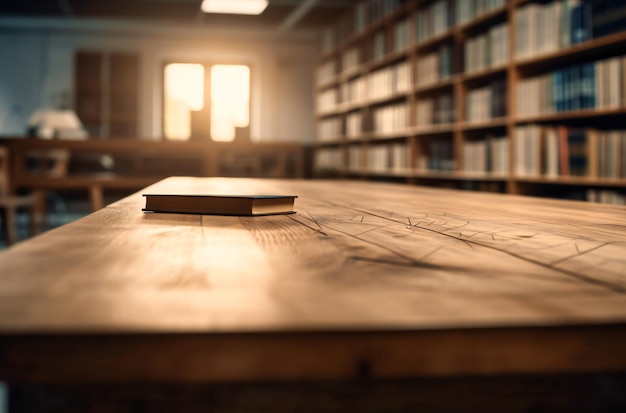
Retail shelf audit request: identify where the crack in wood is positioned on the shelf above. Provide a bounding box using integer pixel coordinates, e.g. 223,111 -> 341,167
338,206 -> 626,294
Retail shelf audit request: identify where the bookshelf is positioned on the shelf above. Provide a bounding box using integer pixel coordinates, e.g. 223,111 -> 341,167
75,51 -> 140,138
313,0 -> 626,204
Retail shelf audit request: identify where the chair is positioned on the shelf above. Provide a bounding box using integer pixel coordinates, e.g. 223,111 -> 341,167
0,146 -> 39,246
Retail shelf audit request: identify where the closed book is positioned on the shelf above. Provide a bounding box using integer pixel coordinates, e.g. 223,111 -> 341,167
143,194 -> 297,216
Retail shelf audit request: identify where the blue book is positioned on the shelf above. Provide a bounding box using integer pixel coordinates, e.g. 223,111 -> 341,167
553,70 -> 562,112
571,2 -> 592,44
573,65 -> 582,111
592,0 -> 626,39
560,68 -> 571,112
583,62 -> 596,109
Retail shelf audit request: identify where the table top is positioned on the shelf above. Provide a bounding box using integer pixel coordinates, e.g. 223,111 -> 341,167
1,177 -> 625,382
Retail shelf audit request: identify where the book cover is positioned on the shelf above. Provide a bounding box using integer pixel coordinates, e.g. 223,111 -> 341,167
143,194 -> 297,216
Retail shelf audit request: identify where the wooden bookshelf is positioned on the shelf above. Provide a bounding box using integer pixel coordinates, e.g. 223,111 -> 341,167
75,50 -> 140,138
313,0 -> 626,205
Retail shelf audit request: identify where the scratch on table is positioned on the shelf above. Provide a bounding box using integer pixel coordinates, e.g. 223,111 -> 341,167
419,245 -> 444,262
548,242 -> 610,267
339,204 -> 626,294
353,224 -> 393,237
287,213 -> 328,236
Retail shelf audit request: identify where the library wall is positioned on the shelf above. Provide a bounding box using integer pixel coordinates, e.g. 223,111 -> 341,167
0,19 -> 317,143
314,0 -> 626,204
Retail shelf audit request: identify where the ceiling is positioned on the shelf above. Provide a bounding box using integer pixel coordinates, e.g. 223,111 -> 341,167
0,0 -> 355,32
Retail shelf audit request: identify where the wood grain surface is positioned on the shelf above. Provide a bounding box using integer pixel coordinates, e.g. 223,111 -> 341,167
0,177 -> 625,382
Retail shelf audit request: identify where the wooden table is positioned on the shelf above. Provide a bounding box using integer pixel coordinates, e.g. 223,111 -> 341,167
1,177 -> 625,411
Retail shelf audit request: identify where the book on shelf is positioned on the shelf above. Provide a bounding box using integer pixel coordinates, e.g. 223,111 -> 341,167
591,0 -> 626,39
597,130 -> 626,178
586,189 -> 626,205
368,142 -> 408,173
466,80 -> 506,123
463,135 -> 509,174
457,0 -> 505,25
143,194 -> 297,216
464,22 -> 509,73
349,145 -> 362,171
416,0 -> 455,42
315,147 -> 343,174
417,44 -> 454,87
428,139 -> 455,171
515,125 -> 626,178
517,55 -> 626,117
416,92 -> 454,127
563,127 -> 590,176
373,103 -> 407,134
393,18 -> 410,52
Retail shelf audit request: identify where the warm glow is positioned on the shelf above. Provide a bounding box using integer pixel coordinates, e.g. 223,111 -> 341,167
164,63 -> 204,140
210,65 -> 250,142
201,0 -> 268,15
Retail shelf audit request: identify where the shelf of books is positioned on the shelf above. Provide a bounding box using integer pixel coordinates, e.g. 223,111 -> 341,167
313,0 -> 626,205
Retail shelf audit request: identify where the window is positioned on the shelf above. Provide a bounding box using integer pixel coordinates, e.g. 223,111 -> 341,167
163,63 -> 250,141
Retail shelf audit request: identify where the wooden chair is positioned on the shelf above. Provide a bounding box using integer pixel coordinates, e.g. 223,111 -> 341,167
0,146 -> 39,246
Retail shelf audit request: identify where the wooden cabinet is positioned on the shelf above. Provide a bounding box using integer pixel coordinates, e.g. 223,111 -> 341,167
75,50 -> 139,138
314,0 -> 626,204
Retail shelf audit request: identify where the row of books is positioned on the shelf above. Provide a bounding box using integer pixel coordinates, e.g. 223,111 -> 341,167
416,93 -> 455,126
346,112 -> 363,138
368,143 -> 410,172
355,0 -> 407,34
319,125 -> 625,179
418,140 -> 456,171
464,22 -> 509,73
416,44 -> 453,86
516,0 -> 626,60
317,89 -> 339,114
322,0 -> 625,58
516,55 -> 626,117
317,117 -> 342,142
585,189 -> 626,205
393,18 -> 411,53
319,60 -> 409,113
321,18 -> 409,82
314,147 -> 343,174
373,103 -> 408,134
456,0 -> 506,25
516,1 -> 582,60
372,31 -> 386,61
370,20 -> 409,60
514,125 -> 626,178
322,0 -> 511,53
321,0 -> 406,53
462,135 -> 509,174
324,61 -> 411,108
465,80 -> 507,123
597,130 -> 626,178
342,77 -> 367,105
364,61 -> 412,101
342,47 -> 360,75
415,0 -> 455,43
349,146 -> 362,171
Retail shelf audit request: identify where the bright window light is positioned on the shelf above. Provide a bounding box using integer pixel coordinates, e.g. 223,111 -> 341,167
210,65 -> 250,142
201,0 -> 268,15
164,63 -> 204,140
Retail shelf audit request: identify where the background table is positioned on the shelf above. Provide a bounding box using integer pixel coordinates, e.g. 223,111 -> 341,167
1,177 -> 625,411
